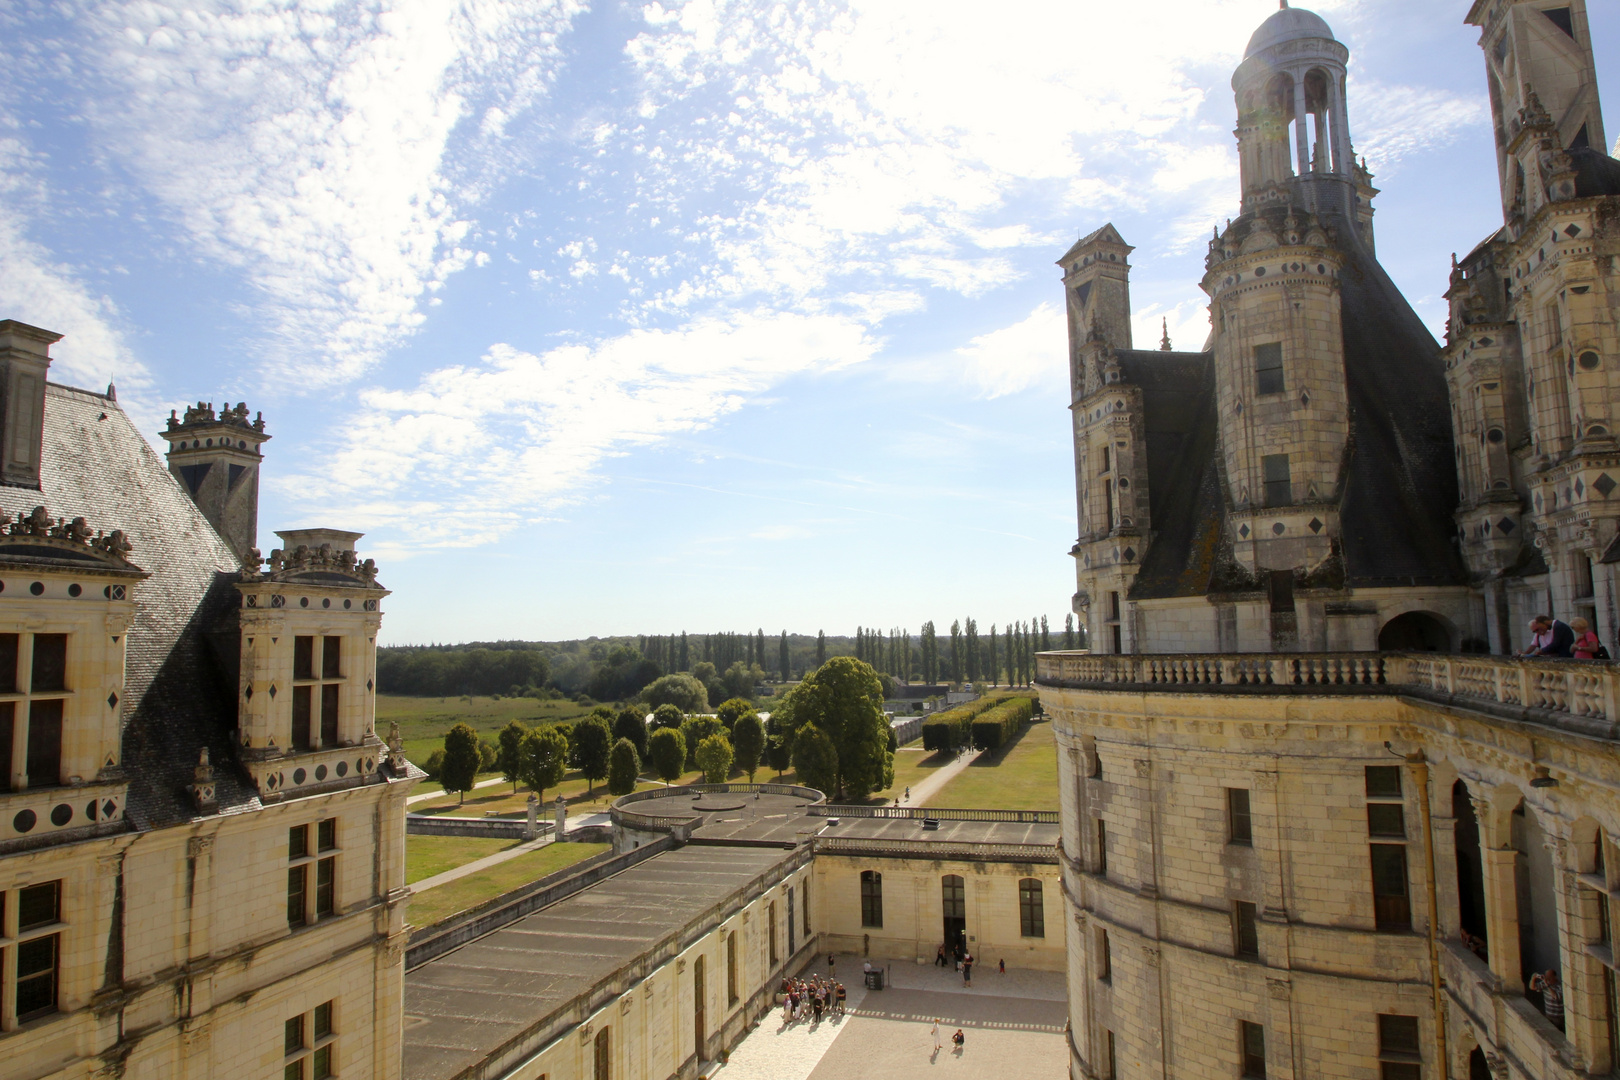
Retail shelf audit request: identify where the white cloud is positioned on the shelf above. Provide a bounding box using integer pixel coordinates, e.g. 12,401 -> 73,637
281,311 -> 876,550
956,302 -> 1066,399
70,0 -> 586,385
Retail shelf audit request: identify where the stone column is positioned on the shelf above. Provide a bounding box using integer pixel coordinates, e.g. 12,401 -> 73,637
1293,76 -> 1311,176
524,794 -> 538,841
1479,794 -> 1522,991
1549,836 -> 1604,1071
555,794 -> 568,840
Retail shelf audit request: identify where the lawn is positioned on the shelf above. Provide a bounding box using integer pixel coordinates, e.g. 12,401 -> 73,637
923,719 -> 1059,812
406,841 -> 611,929
410,765 -> 721,818
406,834 -> 523,885
377,693 -> 597,777
849,743 -> 956,806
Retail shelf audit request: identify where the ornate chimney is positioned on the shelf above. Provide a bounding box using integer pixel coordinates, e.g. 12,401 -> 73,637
161,402 -> 270,563
0,321 -> 61,490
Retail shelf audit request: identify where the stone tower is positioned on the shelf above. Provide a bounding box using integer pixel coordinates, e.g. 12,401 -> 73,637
161,402 -> 269,564
1469,0 -> 1607,224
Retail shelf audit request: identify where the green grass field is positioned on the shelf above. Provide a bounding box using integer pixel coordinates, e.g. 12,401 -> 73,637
378,693 -> 597,785
406,842 -> 610,929
923,719 -> 1058,811
406,834 -> 524,885
410,768 -> 707,817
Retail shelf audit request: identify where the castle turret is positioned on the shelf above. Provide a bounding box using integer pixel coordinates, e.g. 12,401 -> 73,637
161,402 -> 269,564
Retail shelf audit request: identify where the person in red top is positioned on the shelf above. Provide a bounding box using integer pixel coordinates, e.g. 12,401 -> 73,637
1571,617 -> 1607,659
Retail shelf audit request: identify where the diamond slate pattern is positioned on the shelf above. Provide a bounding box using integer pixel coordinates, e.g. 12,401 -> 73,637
1596,474 -> 1617,498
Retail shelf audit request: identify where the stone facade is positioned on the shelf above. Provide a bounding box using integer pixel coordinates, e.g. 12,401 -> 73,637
0,321 -> 418,1079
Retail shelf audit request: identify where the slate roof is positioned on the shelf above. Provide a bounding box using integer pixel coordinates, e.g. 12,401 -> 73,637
1572,145 -> 1620,199
1118,209 -> 1469,600
0,383 -> 256,828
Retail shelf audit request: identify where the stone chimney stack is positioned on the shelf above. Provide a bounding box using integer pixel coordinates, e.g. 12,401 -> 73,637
0,320 -> 61,490
161,402 -> 271,563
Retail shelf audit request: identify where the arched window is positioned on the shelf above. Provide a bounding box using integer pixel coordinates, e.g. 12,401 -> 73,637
1453,781 -> 1488,957
860,871 -> 883,928
593,1026 -> 611,1080
1019,879 -> 1045,938
1513,801 -> 1562,1027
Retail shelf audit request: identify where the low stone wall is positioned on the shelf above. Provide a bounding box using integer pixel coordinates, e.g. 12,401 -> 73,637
405,837 -> 674,970
406,813 -> 554,840
890,715 -> 922,745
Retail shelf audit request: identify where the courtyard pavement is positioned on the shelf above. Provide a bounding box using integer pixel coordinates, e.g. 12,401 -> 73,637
713,954 -> 1067,1080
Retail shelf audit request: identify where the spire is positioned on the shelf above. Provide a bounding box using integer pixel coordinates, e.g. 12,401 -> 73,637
1279,0 -> 1288,8
1159,319 -> 1172,352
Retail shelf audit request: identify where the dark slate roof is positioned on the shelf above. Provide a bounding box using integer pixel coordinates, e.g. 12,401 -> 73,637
1336,231 -> 1470,587
1571,146 -> 1620,199
0,384 -> 256,828
1115,351 -> 1226,600
1118,208 -> 1469,600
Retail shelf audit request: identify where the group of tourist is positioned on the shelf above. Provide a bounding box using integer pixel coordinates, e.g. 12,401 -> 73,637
779,972 -> 845,1024
1521,615 -> 1610,659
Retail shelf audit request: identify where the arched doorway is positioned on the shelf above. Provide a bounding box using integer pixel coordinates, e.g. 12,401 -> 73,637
1379,611 -> 1453,652
1469,1047 -> 1490,1080
1513,802 -> 1561,1014
1454,781 -> 1488,959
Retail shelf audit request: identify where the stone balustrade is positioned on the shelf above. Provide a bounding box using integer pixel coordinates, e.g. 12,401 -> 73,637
808,804 -> 1059,824
1035,650 -> 1620,739
810,835 -> 1060,863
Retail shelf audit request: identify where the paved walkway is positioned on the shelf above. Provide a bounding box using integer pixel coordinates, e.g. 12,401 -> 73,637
712,955 -> 1066,1080
406,775 -> 507,807
902,748 -> 981,808
409,835 -> 552,894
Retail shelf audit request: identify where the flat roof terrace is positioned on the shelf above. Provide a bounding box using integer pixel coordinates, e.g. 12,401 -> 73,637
402,844 -> 798,1080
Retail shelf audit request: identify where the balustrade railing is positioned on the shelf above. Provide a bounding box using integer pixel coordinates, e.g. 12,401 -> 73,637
1036,651 -> 1620,737
809,804 -> 1058,824
811,836 -> 1059,863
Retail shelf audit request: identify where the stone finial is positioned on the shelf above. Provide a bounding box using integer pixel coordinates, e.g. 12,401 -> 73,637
190,747 -> 217,812
1159,319 -> 1172,351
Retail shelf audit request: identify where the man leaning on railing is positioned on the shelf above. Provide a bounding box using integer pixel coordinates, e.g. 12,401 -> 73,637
1521,616 -> 1574,658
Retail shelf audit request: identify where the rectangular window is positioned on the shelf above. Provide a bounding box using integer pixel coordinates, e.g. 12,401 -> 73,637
1106,1030 -> 1117,1080
294,636 -> 315,681
1019,878 -> 1045,938
320,684 -> 339,747
769,903 -> 778,966
1366,766 -> 1403,798
26,699 -> 63,787
285,1000 -> 336,1080
1370,844 -> 1412,930
1262,454 -> 1292,508
1101,446 -> 1111,473
12,880 -> 62,1022
321,636 -> 341,679
1378,1013 -> 1421,1080
0,633 -> 18,693
1097,819 -> 1108,875
29,634 -> 66,693
1097,928 -> 1111,981
1241,1021 -> 1267,1077
1367,802 -> 1407,838
802,880 -> 810,937
727,932 -> 738,1006
1227,788 -> 1253,845
1255,343 -> 1285,395
315,858 -> 335,918
860,871 -> 882,928
0,702 -> 12,790
289,821 -> 338,926
288,864 -> 308,928
292,687 -> 313,751
1234,901 -> 1259,959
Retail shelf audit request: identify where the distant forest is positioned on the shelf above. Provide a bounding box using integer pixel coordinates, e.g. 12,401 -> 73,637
377,617 -> 1084,703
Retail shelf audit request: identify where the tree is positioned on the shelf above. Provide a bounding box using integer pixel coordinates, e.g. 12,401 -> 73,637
965,618 -> 980,682
766,734 -> 792,777
790,724 -> 838,796
816,630 -> 826,667
1065,613 -> 1076,650
716,697 -> 756,732
949,620 -> 963,683
679,631 -> 689,671
573,716 -> 612,794
423,748 -> 445,779
733,712 -> 766,781
517,726 -> 569,801
776,656 -> 893,801
642,672 -> 709,713
921,621 -> 937,684
650,703 -> 685,731
1041,614 -> 1051,651
695,734 -> 735,783
497,720 -> 530,792
614,706 -> 649,758
440,723 -> 482,804
988,625 -> 1000,687
608,737 -> 641,797
648,727 -> 686,785
680,715 -> 721,769
779,630 -> 790,683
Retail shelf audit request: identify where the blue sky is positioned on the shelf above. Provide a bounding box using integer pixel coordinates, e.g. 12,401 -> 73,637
2,0 -> 1615,644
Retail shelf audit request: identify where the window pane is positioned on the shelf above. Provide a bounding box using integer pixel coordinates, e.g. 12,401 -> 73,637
1368,803 -> 1407,838
1262,455 -> 1291,508
26,698 -> 63,786
322,637 -> 341,680
318,819 -> 336,852
0,701 -> 13,790
285,1063 -> 305,1080
294,637 -> 315,681
316,858 -> 335,917
19,880 -> 60,929
16,933 -> 58,1019
1020,879 -> 1045,937
290,824 -> 309,860
1381,1064 -> 1421,1080
292,686 -> 313,750
286,1015 -> 306,1055
313,1045 -> 332,1080
1241,1021 -> 1267,1077
1228,788 -> 1253,844
314,1000 -> 333,1040
1371,844 -> 1412,930
1236,901 -> 1259,958
942,875 -> 965,918
0,633 -> 18,693
288,864 -> 308,926
1366,766 -> 1403,798
320,684 -> 339,746
30,634 -> 67,693
1255,343 -> 1284,395
1378,1014 -> 1420,1055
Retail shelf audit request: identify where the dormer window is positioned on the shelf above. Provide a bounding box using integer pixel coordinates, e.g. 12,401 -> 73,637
291,636 -> 344,751
0,633 -> 69,791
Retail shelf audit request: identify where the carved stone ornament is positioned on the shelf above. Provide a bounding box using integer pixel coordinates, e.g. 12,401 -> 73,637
243,542 -> 380,588
0,505 -> 139,568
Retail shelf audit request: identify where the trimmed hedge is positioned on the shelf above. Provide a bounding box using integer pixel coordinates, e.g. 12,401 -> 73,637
970,696 -> 1035,751
921,692 -> 1034,751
